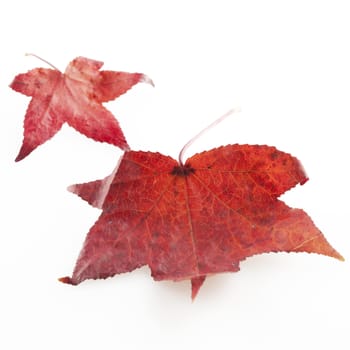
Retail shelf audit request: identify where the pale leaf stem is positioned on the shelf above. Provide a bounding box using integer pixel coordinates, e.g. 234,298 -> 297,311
25,53 -> 60,71
178,107 -> 241,165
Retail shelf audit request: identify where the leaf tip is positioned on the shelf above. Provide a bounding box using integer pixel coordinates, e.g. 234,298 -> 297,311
191,276 -> 206,301
300,176 -> 309,186
58,276 -> 75,285
140,74 -> 155,87
334,251 -> 345,262
66,184 -> 76,194
14,141 -> 36,162
14,149 -> 28,162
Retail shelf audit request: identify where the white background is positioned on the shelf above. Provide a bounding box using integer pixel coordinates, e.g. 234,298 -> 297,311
1,1 -> 349,349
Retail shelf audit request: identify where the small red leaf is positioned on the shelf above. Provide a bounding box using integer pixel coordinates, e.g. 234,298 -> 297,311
10,56 -> 152,161
61,145 -> 343,298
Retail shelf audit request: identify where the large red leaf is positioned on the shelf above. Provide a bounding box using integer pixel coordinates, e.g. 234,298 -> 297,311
10,56 -> 152,161
60,145 -> 343,299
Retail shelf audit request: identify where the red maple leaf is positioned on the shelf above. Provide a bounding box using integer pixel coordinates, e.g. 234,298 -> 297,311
60,145 -> 343,299
10,55 -> 152,161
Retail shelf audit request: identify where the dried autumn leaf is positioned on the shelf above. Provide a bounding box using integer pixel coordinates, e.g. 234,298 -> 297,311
10,55 -> 152,161
60,145 -> 343,299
